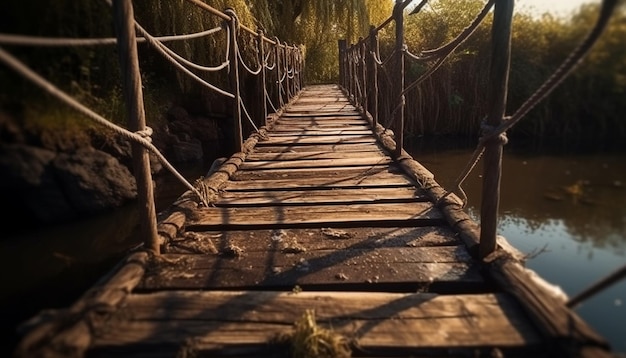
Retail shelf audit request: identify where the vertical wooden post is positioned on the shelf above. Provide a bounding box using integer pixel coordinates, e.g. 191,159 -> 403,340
338,39 -> 347,89
393,0 -> 405,157
275,41 -> 283,108
349,45 -> 356,101
285,46 -> 292,101
367,25 -> 379,127
257,30 -> 268,126
479,0 -> 514,259
359,38 -> 366,110
113,0 -> 159,254
225,9 -> 243,152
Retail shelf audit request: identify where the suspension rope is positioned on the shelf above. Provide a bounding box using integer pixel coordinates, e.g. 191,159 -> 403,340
133,21 -> 234,98
239,97 -> 260,133
439,0 -> 619,207
0,46 -> 209,207
486,0 -> 619,143
142,26 -> 230,72
237,46 -> 262,75
0,27 -> 222,47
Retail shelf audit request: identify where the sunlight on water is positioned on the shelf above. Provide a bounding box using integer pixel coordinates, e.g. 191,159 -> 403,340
411,144 -> 626,353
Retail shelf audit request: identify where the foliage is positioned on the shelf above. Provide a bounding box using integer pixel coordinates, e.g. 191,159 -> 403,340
246,0 -> 393,83
379,0 -> 626,149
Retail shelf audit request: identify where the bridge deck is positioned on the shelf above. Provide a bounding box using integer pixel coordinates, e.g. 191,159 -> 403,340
15,85 -> 611,357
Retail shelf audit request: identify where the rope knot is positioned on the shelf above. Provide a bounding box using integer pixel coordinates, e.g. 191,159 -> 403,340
136,126 -> 153,143
480,118 -> 508,145
224,8 -> 240,31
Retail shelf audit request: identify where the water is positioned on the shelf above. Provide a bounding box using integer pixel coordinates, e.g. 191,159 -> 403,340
1,147 -> 625,354
408,142 -> 626,353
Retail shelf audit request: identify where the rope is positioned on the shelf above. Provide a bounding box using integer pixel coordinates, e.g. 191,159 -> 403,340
414,0 -> 494,61
0,27 -> 222,47
142,27 -> 230,72
0,46 -> 209,207
239,97 -> 260,133
132,21 -> 234,98
485,0 -> 619,143
237,46 -> 262,75
402,0 -> 494,96
439,0 -> 618,207
265,86 -> 279,114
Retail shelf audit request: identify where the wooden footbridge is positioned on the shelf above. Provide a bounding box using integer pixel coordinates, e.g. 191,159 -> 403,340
14,85 -> 612,357
5,0 -> 622,357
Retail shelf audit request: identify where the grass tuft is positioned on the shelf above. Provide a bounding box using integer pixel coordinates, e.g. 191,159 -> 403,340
277,309 -> 351,358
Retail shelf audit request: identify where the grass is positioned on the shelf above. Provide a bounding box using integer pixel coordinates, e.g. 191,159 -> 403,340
276,309 -> 351,358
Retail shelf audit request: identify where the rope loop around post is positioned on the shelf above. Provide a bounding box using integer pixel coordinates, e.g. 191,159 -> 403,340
480,119 -> 508,146
223,8 -> 240,32
135,126 -> 153,143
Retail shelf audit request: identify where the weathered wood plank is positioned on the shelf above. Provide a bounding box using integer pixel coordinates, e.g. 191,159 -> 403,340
267,129 -> 373,136
185,202 -> 444,230
271,124 -> 371,131
274,119 -> 368,126
259,135 -> 376,145
231,165 -> 396,181
245,150 -> 386,161
214,187 -> 428,206
165,227 -> 463,255
252,143 -> 383,153
224,170 -> 416,190
280,113 -> 363,118
90,291 -> 542,356
239,156 -> 392,170
140,252 -> 481,291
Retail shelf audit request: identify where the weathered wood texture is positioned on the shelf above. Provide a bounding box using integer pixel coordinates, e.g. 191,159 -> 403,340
14,84 -> 611,358
87,291 -> 545,357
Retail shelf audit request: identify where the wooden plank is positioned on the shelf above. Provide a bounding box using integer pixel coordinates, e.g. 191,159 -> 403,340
214,187 -> 428,207
488,256 -> 611,354
90,291 -> 542,356
252,143 -> 384,153
280,113 -> 363,118
140,254 -> 481,291
267,129 -> 373,136
239,156 -> 392,170
224,170 -> 416,190
270,124 -> 372,131
258,135 -> 376,145
231,165 -> 396,181
275,118 -> 367,125
245,150 -> 386,161
165,227 -> 463,255
185,202 -> 444,230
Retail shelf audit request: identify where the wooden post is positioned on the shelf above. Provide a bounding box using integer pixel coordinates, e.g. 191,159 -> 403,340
338,39 -> 347,89
275,41 -> 283,108
479,0 -> 514,259
367,25 -> 379,127
285,46 -> 292,101
257,30 -> 268,126
359,38 -> 366,110
393,0 -> 405,157
113,0 -> 159,254
225,9 -> 243,152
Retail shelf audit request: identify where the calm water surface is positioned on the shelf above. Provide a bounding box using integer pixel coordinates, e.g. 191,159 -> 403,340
1,147 -> 625,354
409,143 -> 626,353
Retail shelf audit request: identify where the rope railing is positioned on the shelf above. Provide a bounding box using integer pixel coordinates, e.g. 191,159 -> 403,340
339,0 -> 620,262
0,0 -> 304,254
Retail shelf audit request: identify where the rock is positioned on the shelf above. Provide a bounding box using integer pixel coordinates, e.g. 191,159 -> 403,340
171,138 -> 203,162
0,144 -> 74,223
52,148 -> 137,214
0,143 -> 139,226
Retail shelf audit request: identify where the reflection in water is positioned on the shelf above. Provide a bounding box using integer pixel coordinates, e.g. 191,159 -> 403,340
2,148 -> 624,353
411,145 -> 626,353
